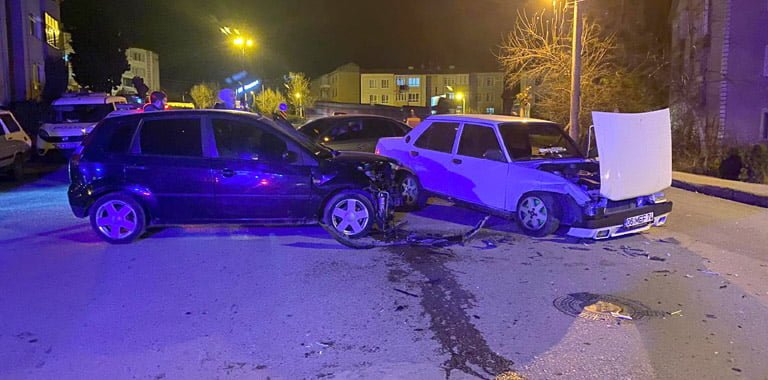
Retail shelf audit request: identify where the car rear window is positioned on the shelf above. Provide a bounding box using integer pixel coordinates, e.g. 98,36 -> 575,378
139,118 -> 202,157
82,116 -> 140,159
414,122 -> 459,153
0,115 -> 22,133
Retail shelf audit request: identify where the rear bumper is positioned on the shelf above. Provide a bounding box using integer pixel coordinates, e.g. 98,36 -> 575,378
567,201 -> 673,239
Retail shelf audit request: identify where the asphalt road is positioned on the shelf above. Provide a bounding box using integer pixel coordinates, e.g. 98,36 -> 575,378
1,164 -> 767,380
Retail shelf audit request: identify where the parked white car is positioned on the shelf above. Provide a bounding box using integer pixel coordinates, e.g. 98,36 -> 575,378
376,113 -> 673,239
0,110 -> 32,180
37,93 -> 126,156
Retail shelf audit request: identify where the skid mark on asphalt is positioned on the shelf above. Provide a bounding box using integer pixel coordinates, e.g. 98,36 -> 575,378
388,246 -> 516,379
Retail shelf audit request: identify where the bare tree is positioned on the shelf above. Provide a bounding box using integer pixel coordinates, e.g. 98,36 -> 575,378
498,4 -> 661,140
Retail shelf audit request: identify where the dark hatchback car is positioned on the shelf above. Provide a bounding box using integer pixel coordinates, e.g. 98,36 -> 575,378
297,115 -> 410,153
68,110 -> 405,244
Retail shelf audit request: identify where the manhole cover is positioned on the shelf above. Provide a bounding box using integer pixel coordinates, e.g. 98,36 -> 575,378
553,293 -> 666,321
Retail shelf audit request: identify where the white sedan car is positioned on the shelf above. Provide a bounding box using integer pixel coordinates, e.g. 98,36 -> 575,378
376,114 -> 672,239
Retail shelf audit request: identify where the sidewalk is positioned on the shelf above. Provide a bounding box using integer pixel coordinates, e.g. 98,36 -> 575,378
672,171 -> 768,208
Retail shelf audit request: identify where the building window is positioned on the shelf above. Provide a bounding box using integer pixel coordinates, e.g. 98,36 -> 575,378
762,109 -> 768,140
408,93 -> 420,103
486,107 -> 495,114
396,92 -> 407,102
381,79 -> 390,89
29,14 -> 40,38
764,45 -> 768,77
486,78 -> 493,87
131,51 -> 145,62
396,77 -> 405,86
368,79 -> 377,89
381,95 -> 389,104
485,93 -> 491,102
408,77 -> 420,87
31,63 -> 42,90
369,94 -> 377,104
44,13 -> 60,48
122,77 -> 134,87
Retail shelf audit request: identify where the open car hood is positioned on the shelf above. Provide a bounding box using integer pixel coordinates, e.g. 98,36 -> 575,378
592,109 -> 672,201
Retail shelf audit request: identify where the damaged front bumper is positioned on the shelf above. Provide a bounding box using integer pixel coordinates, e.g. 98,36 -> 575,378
567,201 -> 673,239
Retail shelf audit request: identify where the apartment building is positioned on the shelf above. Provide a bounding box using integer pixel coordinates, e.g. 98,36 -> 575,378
310,62 -> 361,104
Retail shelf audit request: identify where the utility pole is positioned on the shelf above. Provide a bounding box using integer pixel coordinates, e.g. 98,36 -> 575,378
569,0 -> 583,142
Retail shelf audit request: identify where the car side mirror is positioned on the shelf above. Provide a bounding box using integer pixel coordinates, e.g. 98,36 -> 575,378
483,149 -> 506,162
282,150 -> 298,163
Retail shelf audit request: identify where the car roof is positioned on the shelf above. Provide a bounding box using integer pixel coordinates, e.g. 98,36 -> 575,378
424,114 -> 557,125
312,114 -> 400,121
53,94 -> 127,105
104,109 -> 271,122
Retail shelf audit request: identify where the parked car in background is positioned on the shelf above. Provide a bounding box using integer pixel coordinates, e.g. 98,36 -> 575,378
297,115 -> 410,153
376,114 -> 673,239
0,110 -> 32,180
37,93 -> 127,156
68,110 -> 404,244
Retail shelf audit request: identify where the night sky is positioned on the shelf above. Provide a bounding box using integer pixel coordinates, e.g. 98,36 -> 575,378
62,0 -> 531,92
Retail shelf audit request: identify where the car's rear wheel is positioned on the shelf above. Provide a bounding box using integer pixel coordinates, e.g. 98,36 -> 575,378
516,193 -> 561,237
89,193 -> 146,244
323,191 -> 375,239
398,173 -> 426,211
8,155 -> 24,180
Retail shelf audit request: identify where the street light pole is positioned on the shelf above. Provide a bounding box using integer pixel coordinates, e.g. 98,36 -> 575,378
568,0 -> 583,142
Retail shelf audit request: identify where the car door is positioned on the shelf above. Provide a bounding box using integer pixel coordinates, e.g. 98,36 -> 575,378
321,118 -> 367,151
124,115 -> 216,223
209,116 -> 313,221
407,121 -> 460,196
451,123 -> 510,211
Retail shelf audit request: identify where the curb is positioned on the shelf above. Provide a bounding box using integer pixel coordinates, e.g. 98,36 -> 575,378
672,179 -> 768,208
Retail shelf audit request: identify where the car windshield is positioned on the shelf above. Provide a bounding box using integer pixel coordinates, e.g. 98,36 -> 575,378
297,118 -> 333,139
498,122 -> 582,160
47,104 -> 115,123
249,114 -> 335,158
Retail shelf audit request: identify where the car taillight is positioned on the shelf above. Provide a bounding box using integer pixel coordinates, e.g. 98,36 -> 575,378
375,147 -> 381,155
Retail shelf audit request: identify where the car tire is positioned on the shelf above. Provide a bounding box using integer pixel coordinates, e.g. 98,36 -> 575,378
515,193 -> 561,237
323,191 -> 375,240
89,193 -> 147,244
398,173 -> 427,211
8,155 -> 24,181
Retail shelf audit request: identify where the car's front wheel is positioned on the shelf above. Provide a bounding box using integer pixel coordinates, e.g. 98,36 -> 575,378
516,193 -> 561,237
323,191 -> 375,239
89,193 -> 147,244
398,173 -> 426,211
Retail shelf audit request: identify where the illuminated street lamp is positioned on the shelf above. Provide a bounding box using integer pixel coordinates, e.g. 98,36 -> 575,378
294,92 -> 303,118
455,92 -> 466,114
221,26 -> 256,110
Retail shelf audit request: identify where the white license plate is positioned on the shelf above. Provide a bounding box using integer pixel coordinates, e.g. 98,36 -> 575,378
55,142 -> 79,149
624,212 -> 654,228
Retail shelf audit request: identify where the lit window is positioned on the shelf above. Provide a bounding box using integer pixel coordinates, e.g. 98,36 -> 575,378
44,13 -> 60,48
408,77 -> 420,87
486,107 -> 495,114
396,77 -> 406,87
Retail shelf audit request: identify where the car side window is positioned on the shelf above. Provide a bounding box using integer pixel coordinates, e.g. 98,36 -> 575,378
414,122 -> 459,153
457,124 -> 506,162
327,119 -> 364,142
139,117 -> 202,157
0,115 -> 21,133
363,118 -> 400,138
212,118 -> 287,162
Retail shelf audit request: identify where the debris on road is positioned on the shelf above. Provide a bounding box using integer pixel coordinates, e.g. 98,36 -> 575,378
649,255 -> 667,262
323,215 -> 490,249
670,310 -> 683,316
697,269 -> 720,276
393,288 -> 420,298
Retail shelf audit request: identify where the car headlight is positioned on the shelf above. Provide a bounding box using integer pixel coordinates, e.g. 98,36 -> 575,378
38,129 -> 50,139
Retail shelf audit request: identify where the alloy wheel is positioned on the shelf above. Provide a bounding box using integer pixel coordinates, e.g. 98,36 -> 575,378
331,198 -> 370,236
95,200 -> 139,239
518,196 -> 548,231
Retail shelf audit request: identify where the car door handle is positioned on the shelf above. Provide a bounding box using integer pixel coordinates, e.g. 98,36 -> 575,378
222,168 -> 235,178
452,158 -> 462,165
409,150 -> 419,157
